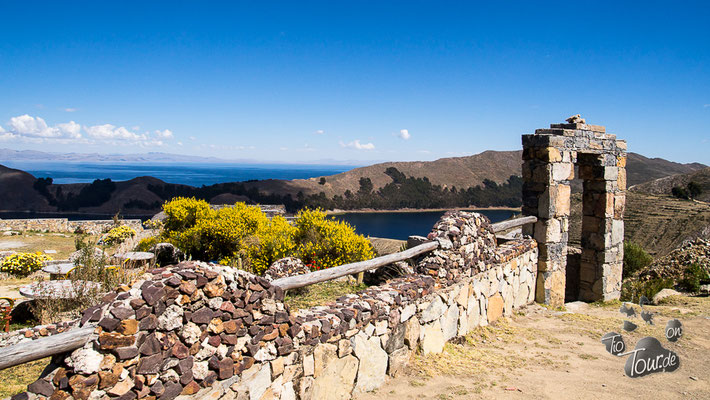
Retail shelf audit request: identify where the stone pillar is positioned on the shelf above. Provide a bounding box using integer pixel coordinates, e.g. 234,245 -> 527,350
522,116 -> 626,306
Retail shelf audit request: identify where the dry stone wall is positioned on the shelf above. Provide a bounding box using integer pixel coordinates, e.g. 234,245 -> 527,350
0,219 -> 143,235
11,211 -> 537,400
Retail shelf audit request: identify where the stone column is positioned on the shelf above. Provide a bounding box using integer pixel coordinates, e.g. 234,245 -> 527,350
521,138 -> 573,308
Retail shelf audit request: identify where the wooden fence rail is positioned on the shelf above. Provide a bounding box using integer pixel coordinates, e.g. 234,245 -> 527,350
0,325 -> 95,370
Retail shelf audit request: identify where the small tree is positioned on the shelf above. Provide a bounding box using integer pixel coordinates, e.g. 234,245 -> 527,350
671,186 -> 689,199
623,242 -> 653,278
687,181 -> 702,199
318,177 -> 326,185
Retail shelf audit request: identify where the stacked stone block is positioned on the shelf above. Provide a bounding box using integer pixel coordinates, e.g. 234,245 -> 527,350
522,119 -> 626,306
11,212 -> 538,400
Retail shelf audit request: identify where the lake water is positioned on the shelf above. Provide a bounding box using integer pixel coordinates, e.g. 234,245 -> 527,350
0,161 -> 357,186
333,209 -> 516,240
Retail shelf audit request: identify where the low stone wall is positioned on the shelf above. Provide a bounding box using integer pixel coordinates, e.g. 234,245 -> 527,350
10,212 -> 537,400
0,219 -> 143,235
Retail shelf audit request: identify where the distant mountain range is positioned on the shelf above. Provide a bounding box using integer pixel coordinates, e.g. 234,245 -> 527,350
0,148 -> 367,165
0,150 -> 705,216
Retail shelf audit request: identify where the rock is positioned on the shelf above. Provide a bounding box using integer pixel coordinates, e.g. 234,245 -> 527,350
420,320 -> 445,355
403,316 -> 420,350
107,379 -> 134,396
310,355 -> 358,400
653,288 -> 682,305
239,363 -> 271,400
351,332 -> 387,393
387,347 -> 411,377
487,294 -> 504,323
313,343 -> 338,378
71,348 -> 103,374
179,322 -> 202,345
158,305 -> 184,331
420,296 -> 446,323
150,243 -> 183,266
263,257 -> 310,281
28,379 -> 54,396
440,304 -> 459,341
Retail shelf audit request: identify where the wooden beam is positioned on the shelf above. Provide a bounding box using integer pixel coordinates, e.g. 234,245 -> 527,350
272,241 -> 439,290
0,325 -> 95,371
490,216 -> 537,233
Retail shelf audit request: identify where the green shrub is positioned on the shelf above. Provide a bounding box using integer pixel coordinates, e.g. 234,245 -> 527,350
621,277 -> 674,303
1,252 -> 52,277
623,242 -> 653,278
678,263 -> 709,292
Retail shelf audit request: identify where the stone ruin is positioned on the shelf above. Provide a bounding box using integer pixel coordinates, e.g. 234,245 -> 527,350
522,116 -> 626,306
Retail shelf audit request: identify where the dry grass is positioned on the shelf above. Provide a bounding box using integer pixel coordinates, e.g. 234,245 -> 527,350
0,232 -> 100,260
284,281 -> 367,311
0,357 -> 51,398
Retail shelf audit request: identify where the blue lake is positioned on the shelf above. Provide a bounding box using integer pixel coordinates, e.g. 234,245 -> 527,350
333,209 -> 516,240
0,161 -> 357,186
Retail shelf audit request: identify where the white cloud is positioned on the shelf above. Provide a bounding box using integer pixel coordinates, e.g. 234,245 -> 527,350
64,108 -> 77,112
57,121 -> 82,139
398,129 -> 411,140
155,129 -> 173,139
85,124 -> 145,140
6,114 -> 82,139
340,139 -> 375,150
189,136 -> 197,141
177,141 -> 183,146
315,129 -> 325,135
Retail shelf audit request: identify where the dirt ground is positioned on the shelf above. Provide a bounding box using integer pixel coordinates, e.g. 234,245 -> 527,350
357,296 -> 710,400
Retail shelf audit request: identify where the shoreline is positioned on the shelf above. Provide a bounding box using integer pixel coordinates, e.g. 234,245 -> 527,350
326,206 -> 521,215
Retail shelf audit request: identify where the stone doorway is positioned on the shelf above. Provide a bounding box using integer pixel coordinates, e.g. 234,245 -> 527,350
521,116 -> 626,307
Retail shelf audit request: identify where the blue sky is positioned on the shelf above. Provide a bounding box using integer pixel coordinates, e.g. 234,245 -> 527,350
1,1 -> 709,164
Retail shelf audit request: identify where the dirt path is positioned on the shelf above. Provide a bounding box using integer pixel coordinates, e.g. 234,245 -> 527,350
357,297 -> 710,400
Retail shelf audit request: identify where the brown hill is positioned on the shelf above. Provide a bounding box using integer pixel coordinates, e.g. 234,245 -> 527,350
245,150 -> 524,197
626,153 -> 706,187
0,165 -> 53,212
569,191 -> 710,257
630,167 -> 710,202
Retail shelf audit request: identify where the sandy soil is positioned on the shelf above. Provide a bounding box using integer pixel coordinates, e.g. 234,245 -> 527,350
357,297 -> 710,400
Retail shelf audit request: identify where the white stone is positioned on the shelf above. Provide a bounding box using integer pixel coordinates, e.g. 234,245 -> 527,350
374,320 -> 388,336
351,332 -> 388,393
303,354 -> 314,376
71,347 -> 103,374
193,361 -> 209,380
420,320 -> 445,355
440,304 -> 459,341
400,304 -> 416,322
308,354 -> 358,400
243,363 -> 272,400
280,381 -> 296,400
158,304 -> 184,331
420,296 -> 446,323
180,322 -> 202,345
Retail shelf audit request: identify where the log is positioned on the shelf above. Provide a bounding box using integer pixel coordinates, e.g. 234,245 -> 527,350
272,241 -> 439,290
0,325 -> 95,370
490,215 -> 537,233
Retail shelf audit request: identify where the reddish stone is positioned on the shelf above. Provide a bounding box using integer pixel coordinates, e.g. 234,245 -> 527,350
142,286 -> 165,306
171,342 -> 189,359
28,379 -> 54,396
218,358 -> 234,380
138,314 -> 157,330
115,346 -> 139,360
130,298 -> 146,309
262,328 -> 278,341
139,333 -> 161,356
191,307 -> 213,324
179,281 -> 196,295
181,381 -> 200,395
99,332 -> 135,349
49,390 -> 71,400
137,354 -> 163,374
207,335 -> 221,347
117,319 -> 139,335
98,371 -> 119,389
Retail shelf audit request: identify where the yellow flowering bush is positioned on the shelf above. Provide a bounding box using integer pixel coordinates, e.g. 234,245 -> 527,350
104,225 -> 136,245
1,252 -> 52,277
160,198 -> 373,275
293,209 -> 375,270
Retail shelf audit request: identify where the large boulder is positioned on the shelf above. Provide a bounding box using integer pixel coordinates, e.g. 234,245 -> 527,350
150,242 -> 183,266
